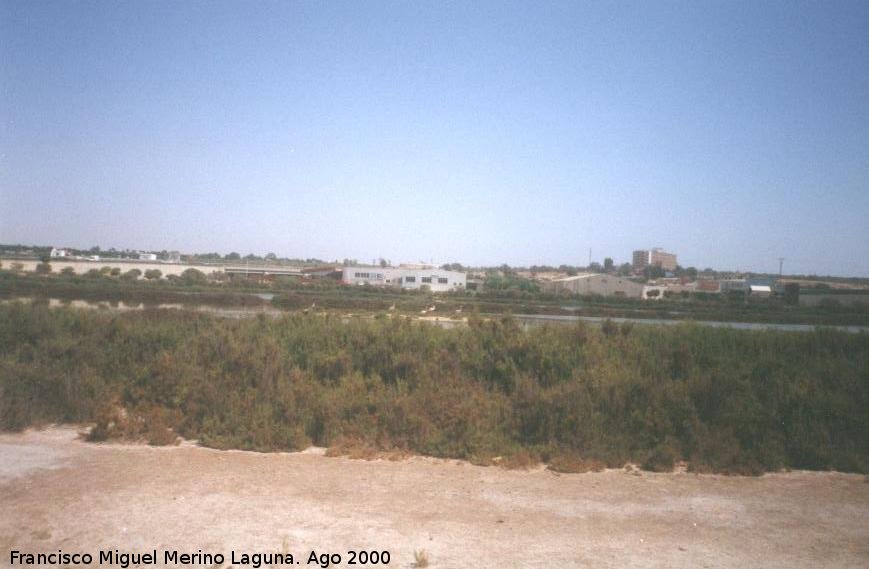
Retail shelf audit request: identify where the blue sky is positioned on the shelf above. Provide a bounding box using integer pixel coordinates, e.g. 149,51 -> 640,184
1,1 -> 867,275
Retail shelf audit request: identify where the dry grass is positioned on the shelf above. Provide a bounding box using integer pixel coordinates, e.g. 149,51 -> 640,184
86,404 -> 179,446
547,453 -> 606,474
325,438 -> 409,461
495,450 -> 539,470
468,451 -> 496,466
413,549 -> 429,568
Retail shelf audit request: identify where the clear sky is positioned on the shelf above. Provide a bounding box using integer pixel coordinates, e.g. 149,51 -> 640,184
1,1 -> 867,275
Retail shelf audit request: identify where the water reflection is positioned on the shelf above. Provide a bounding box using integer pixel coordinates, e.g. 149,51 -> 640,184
3,296 -> 867,333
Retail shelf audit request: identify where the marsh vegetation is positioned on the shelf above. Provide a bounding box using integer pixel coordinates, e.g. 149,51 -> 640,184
3,268 -> 868,326
1,302 -> 866,474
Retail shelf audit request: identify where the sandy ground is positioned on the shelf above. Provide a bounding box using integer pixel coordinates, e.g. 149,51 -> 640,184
1,427 -> 867,568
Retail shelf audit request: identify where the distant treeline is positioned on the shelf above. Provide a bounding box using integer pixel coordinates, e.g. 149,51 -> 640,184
1,302 -> 866,474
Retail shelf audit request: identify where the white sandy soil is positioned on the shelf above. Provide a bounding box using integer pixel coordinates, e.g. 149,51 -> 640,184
1,427 -> 867,568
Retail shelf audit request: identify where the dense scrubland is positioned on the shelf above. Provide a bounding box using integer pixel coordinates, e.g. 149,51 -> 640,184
2,302 -> 866,474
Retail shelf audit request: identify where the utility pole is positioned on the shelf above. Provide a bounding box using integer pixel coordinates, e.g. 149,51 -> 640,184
778,257 -> 785,277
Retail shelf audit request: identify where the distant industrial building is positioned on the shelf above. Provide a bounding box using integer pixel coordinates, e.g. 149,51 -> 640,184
225,265 -> 304,281
696,278 -> 721,293
717,278 -> 777,297
541,273 -> 653,299
301,266 -> 342,278
746,277 -> 778,297
719,279 -> 748,293
466,277 -> 484,292
342,265 -> 466,292
632,248 -> 677,272
749,284 -> 772,297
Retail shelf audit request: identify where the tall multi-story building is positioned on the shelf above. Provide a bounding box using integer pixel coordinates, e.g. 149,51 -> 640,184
632,248 -> 677,272
632,250 -> 650,271
650,248 -> 677,271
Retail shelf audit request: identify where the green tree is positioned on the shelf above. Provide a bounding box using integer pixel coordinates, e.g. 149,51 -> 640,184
144,269 -> 162,280
603,258 -> 614,272
180,268 -> 207,285
35,262 -> 52,274
121,269 -> 142,281
109,267 -> 121,277
61,267 -> 75,277
225,252 -> 241,261
783,283 -> 800,306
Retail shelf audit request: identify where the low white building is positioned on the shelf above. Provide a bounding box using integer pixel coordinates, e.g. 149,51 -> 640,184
342,265 -> 466,292
138,253 -> 158,261
749,284 -> 772,297
49,247 -> 68,258
542,273 -> 647,298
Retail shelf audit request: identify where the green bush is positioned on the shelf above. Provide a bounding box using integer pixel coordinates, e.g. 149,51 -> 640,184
0,303 -> 866,473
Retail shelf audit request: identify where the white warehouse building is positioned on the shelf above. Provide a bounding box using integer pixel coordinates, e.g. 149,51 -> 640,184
541,273 -> 663,299
342,265 -> 466,292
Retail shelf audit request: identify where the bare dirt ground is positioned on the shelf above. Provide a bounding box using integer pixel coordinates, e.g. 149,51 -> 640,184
1,427 -> 867,568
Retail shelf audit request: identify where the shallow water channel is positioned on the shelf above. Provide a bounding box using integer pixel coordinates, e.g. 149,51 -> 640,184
5,296 -> 868,334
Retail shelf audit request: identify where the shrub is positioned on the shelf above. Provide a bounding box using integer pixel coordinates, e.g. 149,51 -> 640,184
0,304 -> 866,475
180,268 -> 206,285
413,550 -> 429,568
642,443 -> 679,472
547,453 -> 606,474
497,450 -> 539,470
